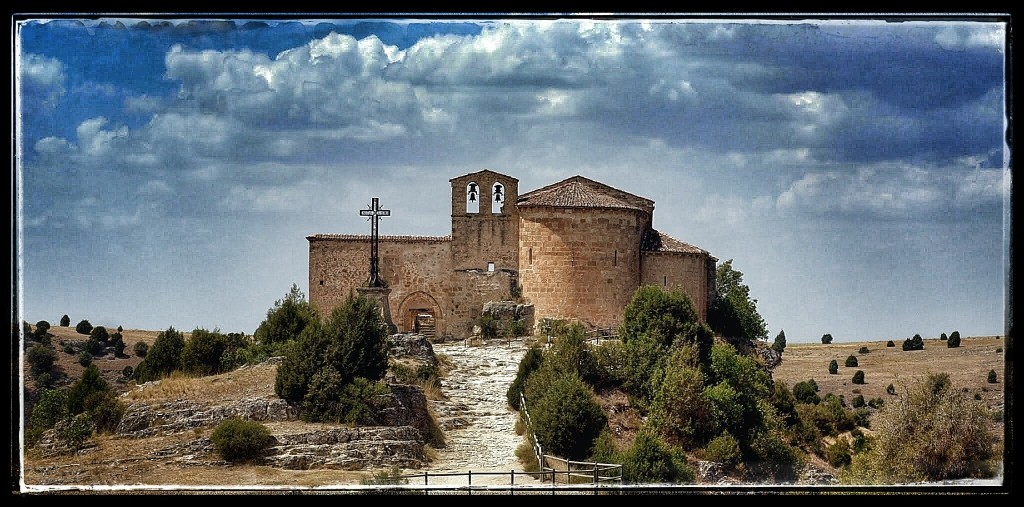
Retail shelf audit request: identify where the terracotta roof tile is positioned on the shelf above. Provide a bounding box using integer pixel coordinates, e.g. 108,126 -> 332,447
643,229 -> 708,255
517,175 -> 652,212
307,234 -> 452,242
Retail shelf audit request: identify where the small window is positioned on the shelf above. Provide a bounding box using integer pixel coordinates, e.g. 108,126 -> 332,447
529,248 -> 533,265
319,280 -> 324,286
487,262 -> 495,272
466,182 -> 480,214
663,275 -> 667,287
613,250 -> 617,266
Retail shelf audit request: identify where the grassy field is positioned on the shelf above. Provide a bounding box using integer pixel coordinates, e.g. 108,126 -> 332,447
773,335 -> 1006,442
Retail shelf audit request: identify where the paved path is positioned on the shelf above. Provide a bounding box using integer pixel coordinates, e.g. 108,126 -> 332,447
417,339 -> 538,486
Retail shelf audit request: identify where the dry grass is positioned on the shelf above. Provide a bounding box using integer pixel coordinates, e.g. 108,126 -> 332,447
124,363 -> 278,404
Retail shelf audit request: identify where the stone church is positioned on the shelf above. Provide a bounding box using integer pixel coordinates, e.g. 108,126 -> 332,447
308,169 -> 717,340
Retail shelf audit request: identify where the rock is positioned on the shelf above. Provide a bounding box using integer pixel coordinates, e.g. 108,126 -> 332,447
116,398 -> 298,437
480,301 -> 535,337
374,384 -> 444,446
263,426 -> 426,470
800,464 -> 838,484
696,460 -> 725,483
388,334 -> 438,368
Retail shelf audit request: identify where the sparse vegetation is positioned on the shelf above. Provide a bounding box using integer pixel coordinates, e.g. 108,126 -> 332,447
828,359 -> 838,375
60,314 -> 70,327
772,329 -> 786,354
793,379 -> 821,405
708,260 -> 768,342
987,369 -> 997,383
858,346 -> 869,354
75,319 -> 93,335
210,418 -> 274,463
902,334 -> 924,351
947,331 -> 961,348
868,397 -> 885,409
886,340 -> 895,347
821,333 -> 833,344
852,370 -> 865,385
887,383 -> 896,395
845,355 -> 858,368
133,327 -> 185,382
133,341 -> 149,357
27,344 -> 57,375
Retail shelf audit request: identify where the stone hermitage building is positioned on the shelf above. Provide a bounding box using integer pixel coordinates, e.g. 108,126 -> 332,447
308,169 -> 717,340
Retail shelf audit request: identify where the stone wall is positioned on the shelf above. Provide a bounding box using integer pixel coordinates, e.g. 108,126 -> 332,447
450,171 -> 520,272
518,206 -> 645,330
308,235 -> 453,336
447,269 -> 517,340
640,251 -> 713,322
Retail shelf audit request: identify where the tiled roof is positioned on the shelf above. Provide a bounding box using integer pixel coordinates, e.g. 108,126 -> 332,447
517,175 -> 653,212
307,234 -> 452,242
642,229 -> 708,255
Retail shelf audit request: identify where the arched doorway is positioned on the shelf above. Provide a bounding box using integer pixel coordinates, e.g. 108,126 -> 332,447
397,291 -> 443,339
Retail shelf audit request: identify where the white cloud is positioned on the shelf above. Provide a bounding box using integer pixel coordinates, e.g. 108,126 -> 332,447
21,53 -> 66,107
124,94 -> 165,113
76,117 -> 129,157
934,24 -> 1005,51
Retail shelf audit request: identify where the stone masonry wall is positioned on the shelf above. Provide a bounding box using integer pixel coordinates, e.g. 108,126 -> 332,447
640,251 -> 712,322
450,171 -> 520,272
447,269 -> 517,340
518,206 -> 644,331
308,235 -> 453,336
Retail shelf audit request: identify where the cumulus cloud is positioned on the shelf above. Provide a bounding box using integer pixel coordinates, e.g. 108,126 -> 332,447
776,166 -> 1006,220
20,53 -> 66,108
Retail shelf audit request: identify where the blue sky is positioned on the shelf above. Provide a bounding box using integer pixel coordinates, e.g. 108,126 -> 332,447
14,16 -> 1009,343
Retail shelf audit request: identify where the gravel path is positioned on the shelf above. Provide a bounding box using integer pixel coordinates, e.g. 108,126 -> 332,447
418,339 -> 539,486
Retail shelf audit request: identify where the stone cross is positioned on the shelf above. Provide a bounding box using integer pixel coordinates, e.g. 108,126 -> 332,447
359,197 -> 390,287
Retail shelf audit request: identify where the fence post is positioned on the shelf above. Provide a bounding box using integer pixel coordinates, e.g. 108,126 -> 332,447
511,470 -> 515,495
594,465 -> 599,494
468,470 -> 472,495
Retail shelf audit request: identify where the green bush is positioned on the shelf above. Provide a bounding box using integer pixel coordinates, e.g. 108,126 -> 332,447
858,346 -> 869,354
902,334 -> 924,351
361,466 -> 408,486
772,329 -> 786,354
33,321 -> 51,341
940,332 -> 948,341
852,370 -> 865,385
821,333 -> 833,344
706,342 -> 772,445
90,326 -> 110,344
60,314 -> 70,327
825,438 -> 852,467
117,325 -> 123,333
770,381 -> 799,427
887,383 -> 896,395
254,284 -> 316,346
506,347 -> 544,409
83,390 -> 125,434
548,324 -> 601,384
111,333 -> 126,356
845,355 -> 858,367
705,432 -> 741,468
85,335 -> 106,356
590,339 -> 627,388
133,327 -> 185,382
75,320 -> 93,335
182,328 -> 232,376
302,373 -> 388,424
133,341 -> 149,357
122,365 -> 134,378
210,418 -> 274,462
793,379 -> 821,405
62,343 -> 75,355
868,398 -> 885,409
27,344 -> 57,374
851,428 -> 870,453
747,427 -> 802,482
707,260 -> 768,342
886,340 -> 895,347
507,318 -> 527,338
28,388 -> 69,434
53,413 -> 94,452
947,332 -> 961,348
828,359 -> 838,375
621,285 -> 698,347
843,373 -> 996,483
588,429 -> 621,464
622,430 -> 694,484
77,351 -> 93,367
987,370 -> 997,383
852,394 -> 866,408
476,314 -> 499,339
67,364 -> 110,415
650,348 -> 713,447
525,370 -> 606,460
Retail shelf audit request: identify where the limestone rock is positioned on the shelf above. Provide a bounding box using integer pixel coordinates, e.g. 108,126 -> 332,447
263,426 -> 426,470
480,301 -> 535,337
373,384 -> 443,446
388,333 -> 438,368
116,398 -> 297,438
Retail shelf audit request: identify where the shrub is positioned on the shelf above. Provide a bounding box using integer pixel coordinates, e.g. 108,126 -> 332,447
302,373 -> 388,425
53,413 -> 94,452
182,328 -> 232,376
770,381 -> 799,427
62,343 -> 75,354
851,428 -> 870,453
947,332 -> 961,348
33,321 -> 51,341
828,359 -> 838,375
27,344 -> 57,374
852,394 -> 866,408
506,347 -> 544,409
987,370 -> 997,383
886,383 -> 896,395
276,294 -> 388,396
254,284 -> 316,347
133,327 -> 185,382
476,314 -> 499,339
940,332 -> 948,341
507,318 -> 527,338
996,347 -> 1002,353
67,364 -> 110,415
858,346 -> 869,354
852,370 -> 865,385
133,341 -> 149,357
89,326 -> 110,344
706,342 -> 772,444
117,325 -> 123,333
622,430 -> 694,484
77,351 -> 93,367
843,373 -> 996,483
793,380 -> 821,405
748,427 -> 802,482
28,388 -> 69,433
360,466 -> 408,486
122,365 -> 134,378
886,340 -> 895,347
705,432 -> 742,468
902,334 -> 924,351
649,349 -> 713,447
825,438 -> 853,467
75,320 -> 93,335
623,286 -> 698,346
772,329 -> 786,354
210,418 -> 274,462
821,333 -> 833,344
60,314 -> 70,327
708,260 -> 768,342
588,429 -> 621,464
868,398 -> 885,409
525,370 -> 607,460
844,355 -> 858,367
111,333 -> 126,356
83,390 -> 125,434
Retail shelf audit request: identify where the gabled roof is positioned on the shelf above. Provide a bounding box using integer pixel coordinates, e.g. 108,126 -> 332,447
517,175 -> 654,212
642,229 -> 710,256
449,168 -> 518,183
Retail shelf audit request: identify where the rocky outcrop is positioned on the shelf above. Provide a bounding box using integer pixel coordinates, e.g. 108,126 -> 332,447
373,384 -> 444,446
264,426 -> 426,470
476,301 -> 535,337
800,463 -> 839,484
117,398 -> 298,438
388,333 -> 438,368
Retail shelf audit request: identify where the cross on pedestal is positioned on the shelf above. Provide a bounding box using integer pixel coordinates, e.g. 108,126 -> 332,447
359,197 -> 390,287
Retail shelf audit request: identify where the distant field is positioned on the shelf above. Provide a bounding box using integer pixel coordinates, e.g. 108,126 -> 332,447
773,336 -> 1006,440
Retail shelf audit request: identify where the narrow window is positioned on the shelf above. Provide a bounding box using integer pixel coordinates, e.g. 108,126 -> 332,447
529,248 -> 533,265
466,182 -> 480,214
319,280 -> 324,286
663,275 -> 667,287
613,250 -> 617,266
487,262 -> 495,272
492,182 -> 504,214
